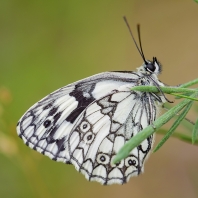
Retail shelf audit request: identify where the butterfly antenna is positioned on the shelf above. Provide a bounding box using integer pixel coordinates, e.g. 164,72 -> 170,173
137,24 -> 147,63
123,16 -> 146,62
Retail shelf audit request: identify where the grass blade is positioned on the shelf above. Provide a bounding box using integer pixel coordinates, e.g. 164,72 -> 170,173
179,78 -> 198,88
170,93 -> 198,101
153,101 -> 193,152
174,92 -> 195,99
157,129 -> 198,145
192,118 -> 198,144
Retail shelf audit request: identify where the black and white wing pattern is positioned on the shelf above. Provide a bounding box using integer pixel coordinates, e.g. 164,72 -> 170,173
17,64 -> 166,185
65,87 -> 158,185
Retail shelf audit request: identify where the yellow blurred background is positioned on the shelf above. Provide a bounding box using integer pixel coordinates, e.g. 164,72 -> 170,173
0,0 -> 198,198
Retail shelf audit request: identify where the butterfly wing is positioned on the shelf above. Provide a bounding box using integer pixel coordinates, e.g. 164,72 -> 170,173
16,71 -> 162,184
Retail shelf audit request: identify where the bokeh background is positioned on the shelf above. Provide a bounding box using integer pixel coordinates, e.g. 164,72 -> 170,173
1,0 -> 198,198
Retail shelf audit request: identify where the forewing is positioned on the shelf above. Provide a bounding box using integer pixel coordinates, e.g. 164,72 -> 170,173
16,72 -> 139,163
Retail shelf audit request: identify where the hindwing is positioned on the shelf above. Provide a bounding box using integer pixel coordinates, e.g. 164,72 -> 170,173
66,86 -> 157,184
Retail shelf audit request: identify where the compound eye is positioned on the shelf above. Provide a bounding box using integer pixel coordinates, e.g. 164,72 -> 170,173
145,62 -> 156,72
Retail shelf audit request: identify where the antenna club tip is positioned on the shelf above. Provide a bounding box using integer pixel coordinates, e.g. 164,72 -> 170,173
123,16 -> 127,21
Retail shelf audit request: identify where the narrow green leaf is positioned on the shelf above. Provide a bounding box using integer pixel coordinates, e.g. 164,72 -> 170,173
170,93 -> 198,101
131,86 -> 195,95
179,78 -> 198,88
192,118 -> 198,144
153,101 -> 193,152
164,104 -> 194,131
174,92 -> 194,99
113,94 -> 197,164
157,129 -> 198,145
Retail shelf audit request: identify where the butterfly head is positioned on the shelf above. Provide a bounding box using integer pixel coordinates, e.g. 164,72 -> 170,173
123,17 -> 162,76
137,57 -> 162,76
143,57 -> 162,75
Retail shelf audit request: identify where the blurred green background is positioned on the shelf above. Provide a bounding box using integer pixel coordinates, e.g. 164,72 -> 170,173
1,0 -> 198,198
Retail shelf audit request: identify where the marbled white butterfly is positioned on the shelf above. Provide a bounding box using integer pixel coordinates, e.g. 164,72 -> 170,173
16,18 -> 167,185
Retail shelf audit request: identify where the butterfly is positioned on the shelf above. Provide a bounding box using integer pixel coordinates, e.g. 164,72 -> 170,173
16,18 -> 168,185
